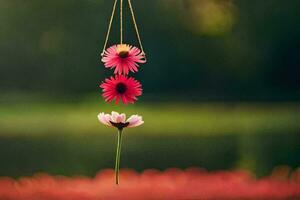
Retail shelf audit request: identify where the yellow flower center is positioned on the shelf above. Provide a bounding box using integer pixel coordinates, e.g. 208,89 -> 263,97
117,44 -> 130,58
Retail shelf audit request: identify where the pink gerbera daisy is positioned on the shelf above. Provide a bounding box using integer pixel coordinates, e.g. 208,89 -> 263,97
100,75 -> 142,104
101,44 -> 146,75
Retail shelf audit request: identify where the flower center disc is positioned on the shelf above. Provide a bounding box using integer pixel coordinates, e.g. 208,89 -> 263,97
118,51 -> 129,58
110,121 -> 130,130
116,82 -> 127,94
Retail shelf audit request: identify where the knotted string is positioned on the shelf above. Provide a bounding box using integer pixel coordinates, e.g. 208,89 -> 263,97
101,0 -> 146,60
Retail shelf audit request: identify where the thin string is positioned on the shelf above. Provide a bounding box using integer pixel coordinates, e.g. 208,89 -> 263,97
127,0 -> 146,58
120,0 -> 123,44
101,0 -> 118,56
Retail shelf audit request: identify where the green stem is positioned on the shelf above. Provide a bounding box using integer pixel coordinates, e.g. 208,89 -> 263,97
115,129 -> 123,185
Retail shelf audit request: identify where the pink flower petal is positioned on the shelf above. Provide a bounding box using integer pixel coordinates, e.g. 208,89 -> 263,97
97,113 -> 112,127
126,115 -> 144,128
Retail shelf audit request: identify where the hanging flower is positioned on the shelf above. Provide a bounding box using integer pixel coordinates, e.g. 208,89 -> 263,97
98,111 -> 144,130
101,44 -> 146,75
98,111 -> 144,184
100,75 -> 142,105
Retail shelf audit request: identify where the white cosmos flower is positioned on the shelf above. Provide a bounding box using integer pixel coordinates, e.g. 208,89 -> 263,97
98,111 -> 144,130
98,111 -> 144,184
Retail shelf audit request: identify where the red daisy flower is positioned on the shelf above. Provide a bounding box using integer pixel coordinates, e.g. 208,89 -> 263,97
100,75 -> 142,104
101,44 -> 146,75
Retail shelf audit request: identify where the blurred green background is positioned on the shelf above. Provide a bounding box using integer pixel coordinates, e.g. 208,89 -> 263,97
0,0 -> 299,178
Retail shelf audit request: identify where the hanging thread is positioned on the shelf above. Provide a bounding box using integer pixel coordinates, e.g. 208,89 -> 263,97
120,0 -> 123,44
101,0 -> 118,56
127,0 -> 146,59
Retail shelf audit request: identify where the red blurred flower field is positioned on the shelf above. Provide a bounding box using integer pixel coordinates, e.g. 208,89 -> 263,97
0,168 -> 300,200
